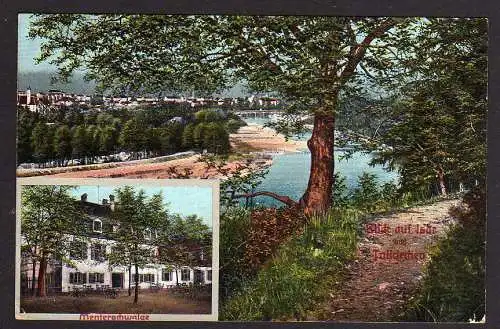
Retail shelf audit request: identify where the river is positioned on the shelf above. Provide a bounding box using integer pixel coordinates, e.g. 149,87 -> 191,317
243,117 -> 399,207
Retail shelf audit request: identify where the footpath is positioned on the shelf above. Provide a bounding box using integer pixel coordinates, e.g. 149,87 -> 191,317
326,199 -> 459,321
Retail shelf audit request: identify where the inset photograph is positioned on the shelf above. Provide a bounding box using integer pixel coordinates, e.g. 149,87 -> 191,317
16,178 -> 219,321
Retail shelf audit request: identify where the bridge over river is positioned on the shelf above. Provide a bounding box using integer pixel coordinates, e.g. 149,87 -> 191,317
233,109 -> 312,123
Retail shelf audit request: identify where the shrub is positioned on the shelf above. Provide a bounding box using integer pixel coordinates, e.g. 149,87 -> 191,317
219,207 -> 253,301
220,208 -> 361,320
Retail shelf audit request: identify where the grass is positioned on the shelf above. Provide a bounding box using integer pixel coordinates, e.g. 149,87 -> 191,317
220,208 -> 361,321
20,290 -> 211,314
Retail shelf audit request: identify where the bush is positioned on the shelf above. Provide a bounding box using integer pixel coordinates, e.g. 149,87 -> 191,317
220,208 -> 361,321
400,188 -> 485,322
219,207 -> 253,301
226,118 -> 246,133
333,172 -> 401,213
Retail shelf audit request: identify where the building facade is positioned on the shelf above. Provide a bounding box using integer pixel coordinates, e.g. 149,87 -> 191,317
20,194 -> 212,295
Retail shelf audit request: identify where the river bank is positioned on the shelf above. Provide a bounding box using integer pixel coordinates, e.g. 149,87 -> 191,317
16,123 -> 302,179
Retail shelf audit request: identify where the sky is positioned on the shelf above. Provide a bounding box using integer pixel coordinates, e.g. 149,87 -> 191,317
70,185 -> 213,227
18,14 -> 54,73
17,13 -> 246,96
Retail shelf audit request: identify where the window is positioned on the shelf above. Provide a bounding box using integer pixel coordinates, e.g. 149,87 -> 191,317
91,243 -> 106,262
207,270 -> 212,281
143,228 -> 152,240
162,270 -> 172,281
69,272 -> 86,284
134,274 -> 155,283
69,241 -> 87,260
93,219 -> 102,233
181,269 -> 190,281
88,273 -> 105,284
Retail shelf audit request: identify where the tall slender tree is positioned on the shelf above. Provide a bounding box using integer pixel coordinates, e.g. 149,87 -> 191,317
107,187 -> 168,304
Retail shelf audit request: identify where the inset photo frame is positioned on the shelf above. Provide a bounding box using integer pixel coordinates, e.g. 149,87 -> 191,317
15,177 -> 219,321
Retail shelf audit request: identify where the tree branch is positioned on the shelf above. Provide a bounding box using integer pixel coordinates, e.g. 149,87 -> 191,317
232,191 -> 298,207
340,18 -> 399,82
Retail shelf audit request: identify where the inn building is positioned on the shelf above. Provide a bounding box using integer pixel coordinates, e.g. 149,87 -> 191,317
20,194 -> 212,295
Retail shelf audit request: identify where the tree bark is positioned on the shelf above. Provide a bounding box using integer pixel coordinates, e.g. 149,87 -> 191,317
36,254 -> 47,297
299,113 -> 335,215
437,166 -> 447,196
31,258 -> 37,297
128,265 -> 132,296
134,263 -> 139,304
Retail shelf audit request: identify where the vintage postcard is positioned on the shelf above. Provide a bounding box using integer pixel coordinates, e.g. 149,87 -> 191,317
15,177 -> 219,321
17,14 -> 486,322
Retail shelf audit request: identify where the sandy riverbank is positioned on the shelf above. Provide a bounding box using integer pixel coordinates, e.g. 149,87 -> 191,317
17,123 -> 307,179
230,123 -> 308,153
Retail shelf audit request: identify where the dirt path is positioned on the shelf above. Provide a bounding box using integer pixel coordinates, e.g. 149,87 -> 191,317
326,199 -> 459,322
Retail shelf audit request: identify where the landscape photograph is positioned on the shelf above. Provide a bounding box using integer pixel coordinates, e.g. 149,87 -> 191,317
17,14 -> 486,322
16,179 -> 218,320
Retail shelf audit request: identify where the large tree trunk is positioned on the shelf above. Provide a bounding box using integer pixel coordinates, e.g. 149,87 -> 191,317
134,263 -> 139,304
36,255 -> 47,297
299,113 -> 335,215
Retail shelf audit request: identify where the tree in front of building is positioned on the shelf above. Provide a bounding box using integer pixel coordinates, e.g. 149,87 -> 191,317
21,185 -> 87,297
107,186 -> 168,304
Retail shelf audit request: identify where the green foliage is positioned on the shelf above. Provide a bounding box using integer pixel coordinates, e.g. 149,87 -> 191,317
28,14 -> 417,110
202,122 -> 230,154
371,18 -> 487,194
21,185 -> 88,261
119,119 -> 147,153
18,103 -> 237,166
182,123 -> 195,149
225,118 -> 246,133
401,188 -> 485,322
71,125 -> 88,160
351,172 -> 381,212
21,185 -> 88,295
53,125 -> 72,160
17,108 -> 38,164
332,172 -> 401,213
31,122 -> 54,164
220,208 -> 360,320
219,207 -> 252,300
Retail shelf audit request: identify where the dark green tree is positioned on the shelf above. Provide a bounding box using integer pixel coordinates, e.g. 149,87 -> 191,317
182,123 -> 196,149
203,122 -> 230,154
119,119 -> 147,158
21,185 -> 87,296
371,18 -> 487,194
53,125 -> 72,165
31,122 -> 54,166
71,125 -> 88,163
17,108 -> 38,164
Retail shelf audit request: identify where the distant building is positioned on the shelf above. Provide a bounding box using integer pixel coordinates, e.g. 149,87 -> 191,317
17,87 -> 39,111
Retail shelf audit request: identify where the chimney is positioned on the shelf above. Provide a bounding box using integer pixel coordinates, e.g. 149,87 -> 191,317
109,194 -> 115,211
81,193 -> 88,202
